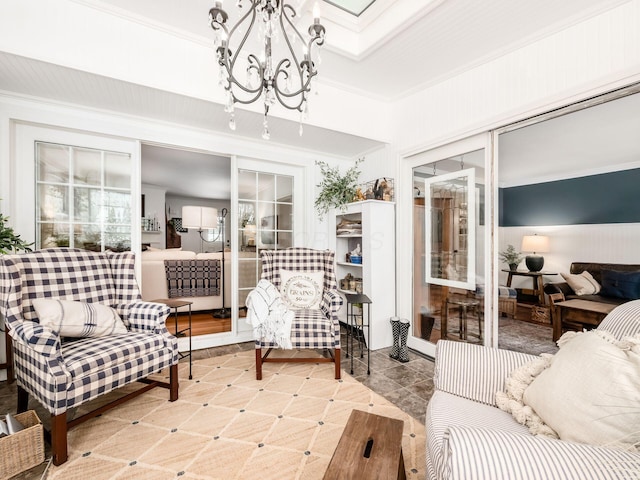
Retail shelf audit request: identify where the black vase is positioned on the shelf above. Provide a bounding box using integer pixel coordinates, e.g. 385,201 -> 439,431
508,263 -> 518,271
525,255 -> 544,272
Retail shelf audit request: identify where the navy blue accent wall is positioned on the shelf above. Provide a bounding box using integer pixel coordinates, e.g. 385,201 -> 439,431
500,168 -> 640,226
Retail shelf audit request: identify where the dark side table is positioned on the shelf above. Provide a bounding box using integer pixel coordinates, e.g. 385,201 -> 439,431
344,293 -> 372,375
503,270 -> 557,305
152,298 -> 193,380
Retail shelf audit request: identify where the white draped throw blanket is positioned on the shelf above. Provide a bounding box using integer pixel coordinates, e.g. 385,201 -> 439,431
246,279 -> 294,349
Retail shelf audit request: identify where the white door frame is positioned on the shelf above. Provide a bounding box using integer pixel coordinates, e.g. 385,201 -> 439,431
12,122 -> 142,269
397,132 -> 497,358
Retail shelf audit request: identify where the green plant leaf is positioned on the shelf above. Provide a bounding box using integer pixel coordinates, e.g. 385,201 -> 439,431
314,157 -> 363,216
0,210 -> 33,254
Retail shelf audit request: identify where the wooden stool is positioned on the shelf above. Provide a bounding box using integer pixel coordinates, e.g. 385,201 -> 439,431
324,410 -> 406,480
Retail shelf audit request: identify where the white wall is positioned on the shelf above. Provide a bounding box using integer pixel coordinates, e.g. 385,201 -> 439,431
394,1 -> 640,155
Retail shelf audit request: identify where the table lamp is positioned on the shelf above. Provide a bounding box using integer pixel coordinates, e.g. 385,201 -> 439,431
182,205 -> 218,252
521,234 -> 549,272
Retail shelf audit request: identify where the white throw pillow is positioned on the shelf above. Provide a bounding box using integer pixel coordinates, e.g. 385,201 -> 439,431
524,330 -> 640,450
33,299 -> 128,338
279,270 -> 324,310
561,271 -> 601,295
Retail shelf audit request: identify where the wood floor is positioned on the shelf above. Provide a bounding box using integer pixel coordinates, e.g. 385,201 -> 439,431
167,311 -> 233,336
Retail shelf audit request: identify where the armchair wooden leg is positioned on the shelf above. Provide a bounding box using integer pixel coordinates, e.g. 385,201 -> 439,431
334,349 -> 341,380
256,348 -> 263,380
169,364 -> 179,402
51,412 -> 68,466
17,385 -> 29,413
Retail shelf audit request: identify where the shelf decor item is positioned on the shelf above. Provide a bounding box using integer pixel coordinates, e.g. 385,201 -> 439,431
314,158 -> 363,216
499,244 -> 524,271
359,177 -> 395,202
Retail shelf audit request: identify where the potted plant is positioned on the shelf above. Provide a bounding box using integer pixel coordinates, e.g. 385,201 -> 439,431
0,208 -> 33,254
499,244 -> 523,271
314,157 -> 363,216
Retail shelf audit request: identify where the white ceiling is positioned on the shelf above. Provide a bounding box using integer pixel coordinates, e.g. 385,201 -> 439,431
91,0 -> 627,100
141,144 -> 231,200
0,0 -> 637,199
499,90 -> 640,187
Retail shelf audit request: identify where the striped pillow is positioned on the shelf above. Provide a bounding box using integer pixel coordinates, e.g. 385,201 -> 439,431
32,299 -> 128,338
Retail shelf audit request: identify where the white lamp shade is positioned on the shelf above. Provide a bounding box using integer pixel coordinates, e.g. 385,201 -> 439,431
521,235 -> 549,253
182,206 -> 218,229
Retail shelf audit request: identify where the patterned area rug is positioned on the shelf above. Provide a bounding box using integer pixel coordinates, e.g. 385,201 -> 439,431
46,350 -> 426,479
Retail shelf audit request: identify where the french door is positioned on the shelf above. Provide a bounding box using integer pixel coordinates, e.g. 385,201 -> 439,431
398,133 -> 495,358
231,157 -> 305,340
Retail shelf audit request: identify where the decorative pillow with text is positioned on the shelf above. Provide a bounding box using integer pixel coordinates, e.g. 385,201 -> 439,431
32,299 -> 128,338
279,270 -> 324,310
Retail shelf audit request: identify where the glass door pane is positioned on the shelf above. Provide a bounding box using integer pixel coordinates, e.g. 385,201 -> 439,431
36,142 -> 132,252
237,169 -> 295,310
412,149 -> 486,348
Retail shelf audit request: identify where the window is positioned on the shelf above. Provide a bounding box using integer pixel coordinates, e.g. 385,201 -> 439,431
36,142 -> 132,252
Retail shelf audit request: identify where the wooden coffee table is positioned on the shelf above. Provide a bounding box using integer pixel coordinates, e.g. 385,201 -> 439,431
553,299 -> 616,341
324,410 -> 405,480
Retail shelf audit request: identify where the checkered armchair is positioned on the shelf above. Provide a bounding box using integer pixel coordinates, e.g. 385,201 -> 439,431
0,248 -> 179,466
254,248 -> 342,380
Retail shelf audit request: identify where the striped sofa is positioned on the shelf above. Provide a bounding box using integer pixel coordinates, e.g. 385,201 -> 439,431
426,300 -> 640,480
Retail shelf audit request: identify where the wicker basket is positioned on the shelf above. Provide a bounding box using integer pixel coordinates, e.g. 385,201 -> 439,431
0,410 -> 45,478
531,305 -> 551,324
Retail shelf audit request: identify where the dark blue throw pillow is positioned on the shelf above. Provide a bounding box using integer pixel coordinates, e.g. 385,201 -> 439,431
600,270 -> 640,300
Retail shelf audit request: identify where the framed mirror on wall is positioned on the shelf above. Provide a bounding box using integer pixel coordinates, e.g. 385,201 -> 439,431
424,168 -> 476,290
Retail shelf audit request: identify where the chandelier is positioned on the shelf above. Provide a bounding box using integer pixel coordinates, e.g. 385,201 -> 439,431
209,1 -> 326,140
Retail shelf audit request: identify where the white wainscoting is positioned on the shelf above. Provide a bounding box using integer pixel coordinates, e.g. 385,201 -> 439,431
499,223 -> 640,289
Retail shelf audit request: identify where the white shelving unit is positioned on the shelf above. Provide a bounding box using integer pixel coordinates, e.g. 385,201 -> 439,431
330,200 -> 396,350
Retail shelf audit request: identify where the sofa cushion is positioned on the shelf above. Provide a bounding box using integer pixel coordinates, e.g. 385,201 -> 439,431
600,270 -> 640,300
561,271 -> 600,295
427,391 -> 529,480
62,332 -> 166,378
33,299 -> 127,338
565,293 -> 626,305
495,354 -> 558,439
524,330 -> 640,450
443,427 -> 640,480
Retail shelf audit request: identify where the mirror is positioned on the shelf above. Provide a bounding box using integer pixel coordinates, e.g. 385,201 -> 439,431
425,168 -> 476,289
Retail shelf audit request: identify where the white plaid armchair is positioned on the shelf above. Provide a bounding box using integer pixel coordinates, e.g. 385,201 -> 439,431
0,248 -> 179,466
252,248 -> 342,380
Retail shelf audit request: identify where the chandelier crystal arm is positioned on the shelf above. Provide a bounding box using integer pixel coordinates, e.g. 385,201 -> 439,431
209,0 -> 326,138
220,8 -> 265,103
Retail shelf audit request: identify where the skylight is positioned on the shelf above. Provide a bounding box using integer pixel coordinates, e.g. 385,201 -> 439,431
324,0 -> 376,17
